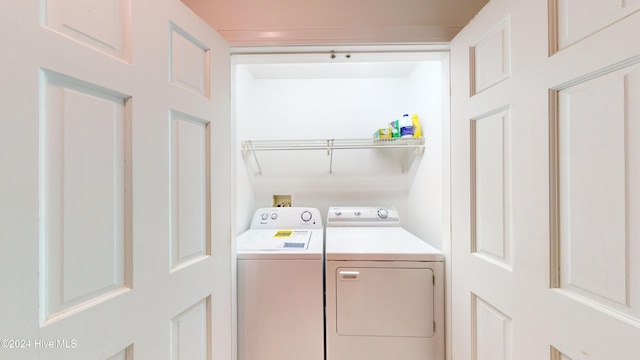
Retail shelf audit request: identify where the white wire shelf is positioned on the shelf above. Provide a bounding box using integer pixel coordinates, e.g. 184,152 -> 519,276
241,137 -> 425,174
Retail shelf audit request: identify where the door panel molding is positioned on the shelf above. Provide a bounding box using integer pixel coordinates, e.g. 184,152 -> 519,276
549,0 -> 640,55
549,57 -> 640,323
39,69 -> 133,325
41,0 -> 132,62
470,17 -> 511,95
470,105 -> 513,270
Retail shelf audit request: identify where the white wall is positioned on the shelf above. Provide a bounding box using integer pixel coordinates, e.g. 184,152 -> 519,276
234,55 -> 446,250
234,65 -> 257,232
406,61 -> 445,249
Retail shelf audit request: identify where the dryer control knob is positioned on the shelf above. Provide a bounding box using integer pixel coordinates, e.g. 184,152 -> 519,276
261,213 -> 269,220
334,210 -> 342,216
301,210 -> 313,222
271,213 -> 278,220
354,211 -> 361,216
378,209 -> 389,219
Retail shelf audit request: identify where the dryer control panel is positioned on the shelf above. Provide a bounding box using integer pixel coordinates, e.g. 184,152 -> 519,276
250,207 -> 322,229
327,206 -> 400,226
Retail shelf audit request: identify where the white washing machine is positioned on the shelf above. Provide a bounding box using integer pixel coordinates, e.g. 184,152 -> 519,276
236,207 -> 324,360
325,206 -> 444,360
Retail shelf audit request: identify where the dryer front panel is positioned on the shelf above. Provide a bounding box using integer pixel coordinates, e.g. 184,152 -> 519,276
335,267 -> 435,338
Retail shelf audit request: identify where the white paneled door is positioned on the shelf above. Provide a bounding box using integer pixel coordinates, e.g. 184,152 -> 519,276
0,1 -> 232,359
450,0 -> 640,359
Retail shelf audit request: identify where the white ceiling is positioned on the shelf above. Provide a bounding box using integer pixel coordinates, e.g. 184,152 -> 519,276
181,0 -> 488,45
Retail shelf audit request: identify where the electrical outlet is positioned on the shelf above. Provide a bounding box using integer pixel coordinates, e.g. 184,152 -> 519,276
272,194 -> 292,207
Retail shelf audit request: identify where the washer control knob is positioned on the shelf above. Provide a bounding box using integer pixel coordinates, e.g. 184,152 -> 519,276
334,210 -> 342,216
271,213 -> 278,220
261,213 -> 268,220
301,210 -> 312,222
378,209 -> 389,219
354,211 -> 361,216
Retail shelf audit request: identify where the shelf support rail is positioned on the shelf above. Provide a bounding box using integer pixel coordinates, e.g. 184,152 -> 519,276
244,140 -> 264,175
327,139 -> 334,174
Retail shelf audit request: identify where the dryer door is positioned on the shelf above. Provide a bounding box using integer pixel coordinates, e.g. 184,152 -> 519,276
335,267 -> 435,337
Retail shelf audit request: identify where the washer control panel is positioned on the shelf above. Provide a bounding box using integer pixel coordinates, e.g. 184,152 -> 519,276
250,207 -> 322,229
326,206 -> 400,226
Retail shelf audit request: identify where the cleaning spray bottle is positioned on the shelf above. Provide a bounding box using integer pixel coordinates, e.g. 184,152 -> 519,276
411,113 -> 422,138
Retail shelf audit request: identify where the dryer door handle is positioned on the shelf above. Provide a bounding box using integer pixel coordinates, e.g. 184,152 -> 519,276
339,271 -> 360,280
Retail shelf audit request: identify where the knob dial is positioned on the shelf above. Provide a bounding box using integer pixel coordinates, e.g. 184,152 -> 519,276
260,213 -> 268,220
334,210 -> 342,216
271,213 -> 278,220
301,210 -> 312,222
354,211 -> 361,216
378,209 -> 389,219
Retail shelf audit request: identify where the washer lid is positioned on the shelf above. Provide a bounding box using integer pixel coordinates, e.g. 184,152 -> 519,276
325,227 -> 443,261
238,229 -> 312,250
237,229 -> 323,260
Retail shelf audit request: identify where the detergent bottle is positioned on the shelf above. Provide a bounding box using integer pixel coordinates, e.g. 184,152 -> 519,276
400,114 -> 413,138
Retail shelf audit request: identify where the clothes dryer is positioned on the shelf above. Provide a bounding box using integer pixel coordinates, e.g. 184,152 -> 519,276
325,206 -> 444,360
